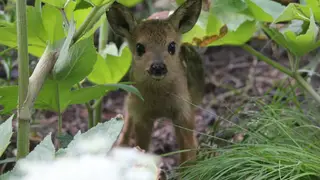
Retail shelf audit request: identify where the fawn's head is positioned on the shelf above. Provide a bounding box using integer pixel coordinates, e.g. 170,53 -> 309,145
106,0 -> 202,83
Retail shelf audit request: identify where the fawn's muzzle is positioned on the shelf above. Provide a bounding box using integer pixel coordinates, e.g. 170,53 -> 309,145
148,63 -> 167,80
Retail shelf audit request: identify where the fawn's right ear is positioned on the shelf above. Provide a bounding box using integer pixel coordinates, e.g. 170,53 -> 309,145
106,2 -> 137,38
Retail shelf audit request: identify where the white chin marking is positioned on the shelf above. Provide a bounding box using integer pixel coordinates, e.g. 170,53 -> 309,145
151,75 -> 165,81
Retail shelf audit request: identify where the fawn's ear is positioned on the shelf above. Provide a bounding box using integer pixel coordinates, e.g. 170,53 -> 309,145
168,0 -> 202,34
106,2 -> 137,38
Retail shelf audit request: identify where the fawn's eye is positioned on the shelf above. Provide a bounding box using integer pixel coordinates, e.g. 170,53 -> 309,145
168,41 -> 176,55
136,43 -> 145,56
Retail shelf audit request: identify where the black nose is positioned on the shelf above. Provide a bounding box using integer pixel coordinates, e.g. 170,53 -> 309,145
149,63 -> 167,76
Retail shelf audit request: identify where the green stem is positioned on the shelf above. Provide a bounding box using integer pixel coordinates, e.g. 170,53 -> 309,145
88,107 -> 94,129
241,44 -> 293,77
56,84 -> 62,136
72,6 -> 99,42
16,0 -> 30,159
77,83 -> 94,128
93,18 -> 109,126
242,44 -> 320,104
294,73 -> 320,104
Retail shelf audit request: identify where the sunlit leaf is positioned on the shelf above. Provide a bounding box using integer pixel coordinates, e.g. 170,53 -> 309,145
69,83 -> 143,105
41,0 -> 68,8
88,42 -> 131,84
42,4 -> 65,43
0,86 -> 18,114
246,0 -> 285,22
117,0 -> 143,7
273,3 -> 311,23
53,36 -> 97,86
281,10 -> 319,56
85,0 -> 114,6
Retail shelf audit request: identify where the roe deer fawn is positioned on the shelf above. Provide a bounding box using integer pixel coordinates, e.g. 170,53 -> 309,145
106,0 -> 204,166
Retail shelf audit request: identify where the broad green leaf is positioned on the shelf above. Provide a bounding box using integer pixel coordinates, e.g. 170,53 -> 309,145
273,3 -> 311,23
24,133 -> 55,161
281,10 -> 320,56
42,4 -> 65,43
72,7 -> 92,30
117,0 -> 143,7
0,12 -> 46,57
53,36 -> 97,86
0,115 -> 14,157
88,43 -> 131,84
56,117 -> 124,157
183,10 -> 256,46
53,19 -> 76,82
246,0 -> 285,22
26,6 -> 47,49
0,86 -> 18,114
305,0 -> 320,22
69,83 -> 143,105
212,0 -> 248,13
85,0 -> 114,6
41,0 -> 67,8
34,79 -> 71,113
212,0 -> 252,31
209,20 -> 256,45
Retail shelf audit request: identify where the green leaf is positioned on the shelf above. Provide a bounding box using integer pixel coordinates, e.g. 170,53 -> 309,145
305,0 -> 320,22
281,10 -> 319,56
69,83 -> 143,105
273,3 -> 311,23
42,4 -> 65,43
34,79 -> 71,113
0,86 -> 18,114
262,10 -> 320,57
246,0 -> 285,22
212,0 -> 252,31
56,117 -> 124,157
26,6 -> 47,50
0,115 -> 14,157
85,0 -> 114,6
210,20 -> 256,46
53,35 -> 97,86
117,0 -> 143,7
0,7 -> 47,57
24,133 -> 55,161
88,42 -> 132,84
41,0 -> 68,8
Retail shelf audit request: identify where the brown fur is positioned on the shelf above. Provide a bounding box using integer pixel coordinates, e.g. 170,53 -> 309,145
106,0 -> 204,166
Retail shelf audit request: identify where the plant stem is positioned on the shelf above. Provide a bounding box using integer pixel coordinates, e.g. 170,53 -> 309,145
93,18 -> 109,126
16,0 -> 30,159
77,83 -> 94,128
242,44 -> 320,104
72,6 -> 99,42
241,44 -> 293,77
88,107 -> 94,129
56,84 -> 62,136
294,72 -> 320,104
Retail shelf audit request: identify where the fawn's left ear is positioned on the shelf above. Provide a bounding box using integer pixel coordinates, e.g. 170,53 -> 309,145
168,0 -> 202,34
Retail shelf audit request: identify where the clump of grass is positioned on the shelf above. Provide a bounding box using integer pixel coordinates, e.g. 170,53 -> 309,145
179,88 -> 320,180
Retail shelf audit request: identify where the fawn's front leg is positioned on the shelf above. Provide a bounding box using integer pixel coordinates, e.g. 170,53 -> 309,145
116,109 -> 133,147
174,108 -> 198,166
133,114 -> 154,151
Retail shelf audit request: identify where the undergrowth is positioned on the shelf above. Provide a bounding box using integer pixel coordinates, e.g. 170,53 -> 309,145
178,84 -> 320,180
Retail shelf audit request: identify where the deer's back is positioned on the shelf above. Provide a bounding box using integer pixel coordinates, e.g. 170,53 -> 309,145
179,44 -> 205,105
